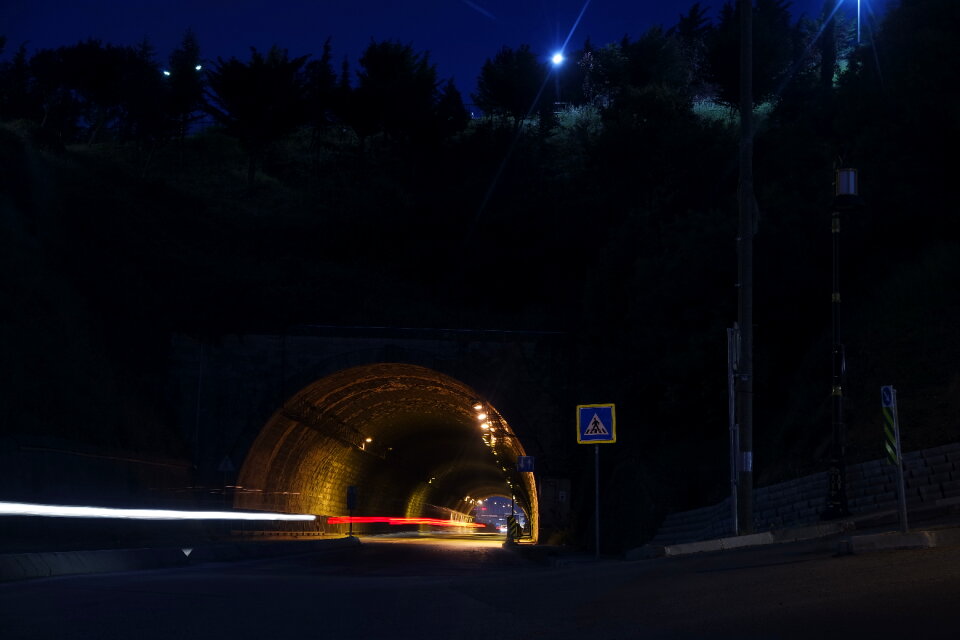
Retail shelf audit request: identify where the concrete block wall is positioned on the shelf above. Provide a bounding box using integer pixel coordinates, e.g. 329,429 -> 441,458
649,441 -> 960,546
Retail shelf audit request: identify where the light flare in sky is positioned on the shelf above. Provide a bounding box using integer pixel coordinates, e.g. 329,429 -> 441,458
462,0 -> 496,21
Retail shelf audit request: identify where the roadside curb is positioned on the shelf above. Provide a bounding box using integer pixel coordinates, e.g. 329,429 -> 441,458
0,536 -> 360,583
839,527 -> 960,554
626,520 -> 856,560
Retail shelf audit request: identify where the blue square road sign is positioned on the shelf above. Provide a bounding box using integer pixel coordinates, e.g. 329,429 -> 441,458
577,404 -> 616,444
517,456 -> 534,472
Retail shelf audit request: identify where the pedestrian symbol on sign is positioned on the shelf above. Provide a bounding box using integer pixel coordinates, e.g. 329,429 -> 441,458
584,414 -> 609,436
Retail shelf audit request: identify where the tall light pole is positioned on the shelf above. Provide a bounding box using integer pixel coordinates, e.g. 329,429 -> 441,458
551,52 -> 564,111
823,167 -> 859,519
736,0 -> 755,536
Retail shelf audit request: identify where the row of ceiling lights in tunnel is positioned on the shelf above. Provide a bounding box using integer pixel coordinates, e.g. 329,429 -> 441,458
472,400 -> 518,505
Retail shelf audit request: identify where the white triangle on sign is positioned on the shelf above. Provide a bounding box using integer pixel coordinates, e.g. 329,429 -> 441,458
181,547 -> 193,557
584,414 -> 609,436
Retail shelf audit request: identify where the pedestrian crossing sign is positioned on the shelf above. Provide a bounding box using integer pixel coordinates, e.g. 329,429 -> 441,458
577,404 -> 616,444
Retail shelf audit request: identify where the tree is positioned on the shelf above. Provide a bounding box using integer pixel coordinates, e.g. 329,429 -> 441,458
26,47 -> 81,144
60,40 -> 136,143
303,37 -> 337,136
669,2 -> 714,97
706,0 -> 801,106
580,28 -> 691,113
15,40 -> 165,145
351,40 -> 439,142
118,39 -> 169,154
0,43 -> 34,122
435,78 -> 470,139
473,44 -> 546,126
205,46 -> 309,187
165,29 -> 206,140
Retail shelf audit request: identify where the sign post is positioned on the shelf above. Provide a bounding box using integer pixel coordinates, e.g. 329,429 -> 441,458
577,404 -> 616,559
727,326 -> 740,535
346,485 -> 358,537
882,386 -> 908,532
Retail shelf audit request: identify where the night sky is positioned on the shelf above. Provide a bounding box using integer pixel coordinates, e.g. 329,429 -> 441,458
2,1 -> 887,95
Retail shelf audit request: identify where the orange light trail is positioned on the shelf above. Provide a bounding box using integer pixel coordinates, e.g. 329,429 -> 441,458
327,516 -> 483,528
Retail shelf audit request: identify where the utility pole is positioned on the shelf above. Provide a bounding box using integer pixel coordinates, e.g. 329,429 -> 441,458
736,0 -> 755,535
823,167 -> 859,520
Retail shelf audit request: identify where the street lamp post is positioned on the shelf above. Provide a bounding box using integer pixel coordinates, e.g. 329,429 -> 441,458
823,167 -> 859,520
551,52 -> 564,111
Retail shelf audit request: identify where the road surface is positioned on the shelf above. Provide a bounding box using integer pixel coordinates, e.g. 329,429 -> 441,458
2,532 -> 959,638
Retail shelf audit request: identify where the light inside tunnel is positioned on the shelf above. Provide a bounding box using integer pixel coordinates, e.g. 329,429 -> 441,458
235,363 -> 539,541
0,501 -> 316,521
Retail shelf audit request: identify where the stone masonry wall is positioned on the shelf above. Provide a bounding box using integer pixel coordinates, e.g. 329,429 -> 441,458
650,441 -> 960,546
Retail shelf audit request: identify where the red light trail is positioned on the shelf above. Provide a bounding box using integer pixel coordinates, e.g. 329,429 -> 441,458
327,516 -> 483,528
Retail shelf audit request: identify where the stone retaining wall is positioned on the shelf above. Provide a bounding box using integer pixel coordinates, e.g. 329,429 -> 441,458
650,441 -> 960,546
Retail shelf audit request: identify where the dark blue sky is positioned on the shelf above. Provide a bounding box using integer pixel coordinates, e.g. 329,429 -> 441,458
2,1 -> 888,95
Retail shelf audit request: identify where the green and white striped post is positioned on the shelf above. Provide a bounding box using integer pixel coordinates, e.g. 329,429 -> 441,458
882,386 -> 908,532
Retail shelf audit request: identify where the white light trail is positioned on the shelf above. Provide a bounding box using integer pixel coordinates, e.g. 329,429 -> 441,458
0,501 -> 315,521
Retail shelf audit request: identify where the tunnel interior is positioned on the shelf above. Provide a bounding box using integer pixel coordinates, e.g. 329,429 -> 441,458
235,363 -> 538,540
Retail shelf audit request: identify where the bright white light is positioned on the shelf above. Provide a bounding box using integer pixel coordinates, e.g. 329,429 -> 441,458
0,501 -> 315,521
162,70 -> 171,77
473,402 -> 484,411
195,64 -> 203,71
477,412 -> 487,421
551,53 -> 564,66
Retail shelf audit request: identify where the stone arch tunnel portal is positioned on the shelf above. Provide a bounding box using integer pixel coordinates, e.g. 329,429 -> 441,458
235,363 -> 538,540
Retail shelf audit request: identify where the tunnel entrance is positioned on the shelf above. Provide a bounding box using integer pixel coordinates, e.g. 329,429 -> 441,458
234,363 -> 538,541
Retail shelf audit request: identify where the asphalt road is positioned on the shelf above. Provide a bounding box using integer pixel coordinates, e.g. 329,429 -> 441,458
2,533 -> 960,639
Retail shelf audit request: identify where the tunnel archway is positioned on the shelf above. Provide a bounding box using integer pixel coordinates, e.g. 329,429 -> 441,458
235,363 -> 538,541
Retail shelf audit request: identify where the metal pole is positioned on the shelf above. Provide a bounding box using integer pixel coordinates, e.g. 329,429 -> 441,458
595,444 -> 600,559
893,390 -> 909,532
736,0 -> 755,535
824,205 -> 850,518
727,327 -> 739,536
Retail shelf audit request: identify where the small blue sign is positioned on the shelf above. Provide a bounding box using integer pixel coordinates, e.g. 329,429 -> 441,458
517,456 -> 534,472
881,386 -> 895,408
577,404 -> 616,444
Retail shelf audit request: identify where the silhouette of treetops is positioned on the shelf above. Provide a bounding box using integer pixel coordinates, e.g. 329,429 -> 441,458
205,45 -> 309,187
